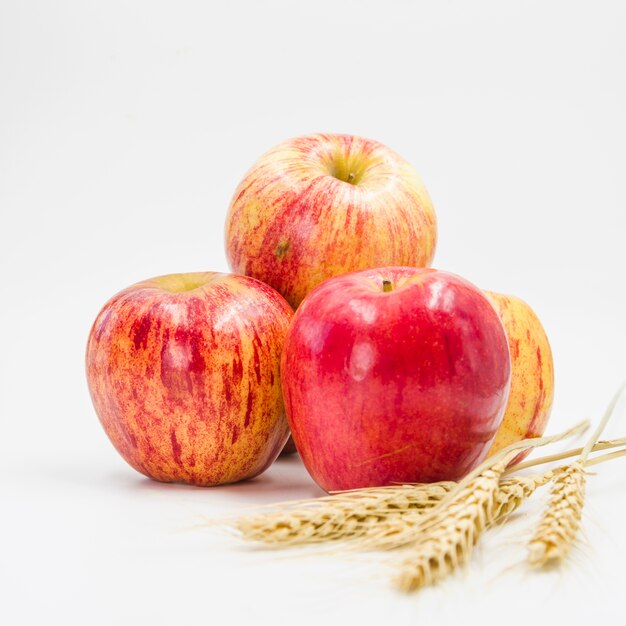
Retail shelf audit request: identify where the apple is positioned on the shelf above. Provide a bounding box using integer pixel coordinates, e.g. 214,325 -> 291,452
484,291 -> 554,463
225,133 -> 437,308
85,272 -> 293,486
281,267 -> 511,492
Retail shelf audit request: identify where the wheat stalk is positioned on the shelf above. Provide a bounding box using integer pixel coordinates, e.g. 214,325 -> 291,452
503,437 -> 626,475
527,381 -> 626,567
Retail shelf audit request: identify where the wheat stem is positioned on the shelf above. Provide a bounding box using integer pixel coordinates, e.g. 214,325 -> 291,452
584,447 -> 626,467
581,381 -> 626,461
505,437 -> 626,474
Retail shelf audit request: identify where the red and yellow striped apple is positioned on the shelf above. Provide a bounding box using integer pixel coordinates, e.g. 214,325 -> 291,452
225,133 -> 437,309
485,291 -> 554,462
281,267 -> 511,492
86,272 -> 293,486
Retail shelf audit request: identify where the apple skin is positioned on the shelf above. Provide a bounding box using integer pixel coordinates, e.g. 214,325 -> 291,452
485,291 -> 554,463
225,133 -> 437,309
85,272 -> 293,486
281,267 -> 511,492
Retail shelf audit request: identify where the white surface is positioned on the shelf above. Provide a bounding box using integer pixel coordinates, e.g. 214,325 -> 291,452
1,1 -> 625,624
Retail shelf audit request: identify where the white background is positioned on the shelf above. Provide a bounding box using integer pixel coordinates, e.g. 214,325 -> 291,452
1,1 -> 625,624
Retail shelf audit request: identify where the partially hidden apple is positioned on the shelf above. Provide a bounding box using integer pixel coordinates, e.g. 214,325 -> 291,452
279,437 -> 298,456
281,267 -> 512,492
485,291 -> 554,462
225,133 -> 437,309
86,272 -> 293,486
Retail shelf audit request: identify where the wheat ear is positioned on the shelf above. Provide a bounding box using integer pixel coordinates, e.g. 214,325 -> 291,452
235,470 -> 552,550
236,482 -> 455,546
528,461 -> 586,566
528,381 -> 626,567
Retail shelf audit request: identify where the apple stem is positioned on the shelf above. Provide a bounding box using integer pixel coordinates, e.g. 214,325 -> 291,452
382,279 -> 393,293
347,172 -> 355,183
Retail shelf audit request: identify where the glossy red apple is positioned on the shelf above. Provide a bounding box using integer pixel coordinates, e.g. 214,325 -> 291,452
281,267 -> 511,491
225,133 -> 437,308
86,272 -> 293,486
